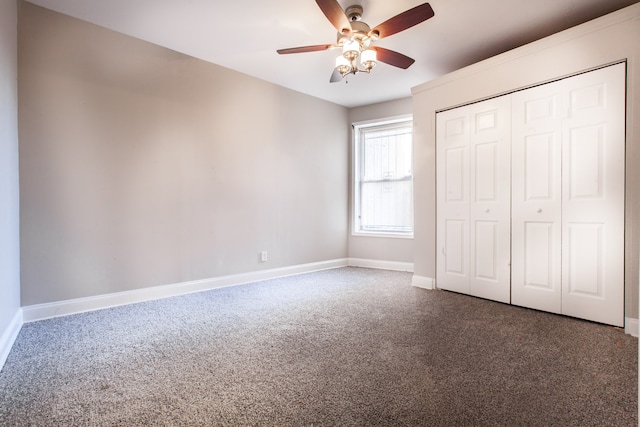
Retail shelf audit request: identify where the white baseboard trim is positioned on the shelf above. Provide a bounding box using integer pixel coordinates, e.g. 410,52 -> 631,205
412,275 -> 435,290
22,258 -> 349,323
0,309 -> 23,371
347,258 -> 413,272
625,317 -> 638,337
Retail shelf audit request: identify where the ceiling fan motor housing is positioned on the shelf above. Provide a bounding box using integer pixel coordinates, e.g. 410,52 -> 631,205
345,5 -> 363,21
338,5 -> 373,47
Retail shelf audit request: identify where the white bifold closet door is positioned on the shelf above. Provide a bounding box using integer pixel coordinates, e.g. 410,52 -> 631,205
436,63 -> 625,327
436,96 -> 512,304
511,63 -> 626,327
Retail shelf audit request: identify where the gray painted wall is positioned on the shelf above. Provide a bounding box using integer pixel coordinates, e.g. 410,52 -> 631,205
412,4 -> 640,319
0,0 -> 21,344
347,97 -> 414,264
18,2 -> 349,306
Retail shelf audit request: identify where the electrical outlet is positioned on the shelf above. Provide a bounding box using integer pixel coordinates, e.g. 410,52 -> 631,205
260,251 -> 268,262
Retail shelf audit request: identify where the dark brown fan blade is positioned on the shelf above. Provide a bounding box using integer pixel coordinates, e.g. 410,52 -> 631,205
316,0 -> 352,34
370,3 -> 434,39
372,47 -> 415,69
330,68 -> 343,83
277,44 -> 334,54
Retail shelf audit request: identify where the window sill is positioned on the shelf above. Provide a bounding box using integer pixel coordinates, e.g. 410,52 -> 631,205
351,231 -> 414,240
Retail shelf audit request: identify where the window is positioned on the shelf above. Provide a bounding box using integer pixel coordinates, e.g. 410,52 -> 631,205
353,116 -> 413,237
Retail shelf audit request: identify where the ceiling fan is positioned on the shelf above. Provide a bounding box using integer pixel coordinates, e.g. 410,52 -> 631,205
277,0 -> 435,82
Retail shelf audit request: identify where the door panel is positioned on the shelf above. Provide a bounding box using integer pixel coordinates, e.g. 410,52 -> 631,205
567,125 -> 604,199
512,63 -> 625,325
561,64 -> 625,327
512,85 -> 563,314
468,97 -> 511,303
523,222 -> 556,289
566,223 -> 603,296
437,96 -> 511,303
524,133 -> 555,200
444,219 -> 466,275
445,147 -> 466,202
474,220 -> 498,280
474,142 -> 498,202
437,107 -> 470,294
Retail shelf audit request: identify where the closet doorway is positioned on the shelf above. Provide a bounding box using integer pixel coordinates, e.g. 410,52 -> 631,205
436,63 -> 626,327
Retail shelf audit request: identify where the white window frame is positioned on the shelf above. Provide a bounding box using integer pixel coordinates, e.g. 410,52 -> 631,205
352,114 -> 414,238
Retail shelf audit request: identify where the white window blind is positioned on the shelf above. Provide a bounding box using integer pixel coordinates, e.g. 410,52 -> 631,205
353,117 -> 413,236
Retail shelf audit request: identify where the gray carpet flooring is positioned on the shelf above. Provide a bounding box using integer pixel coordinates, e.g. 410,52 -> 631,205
0,267 -> 637,426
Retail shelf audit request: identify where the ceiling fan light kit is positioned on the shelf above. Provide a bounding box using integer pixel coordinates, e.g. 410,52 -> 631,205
334,39 -> 376,77
277,0 -> 435,83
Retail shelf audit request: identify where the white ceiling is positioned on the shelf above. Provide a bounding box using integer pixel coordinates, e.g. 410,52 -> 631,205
25,0 -> 639,108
